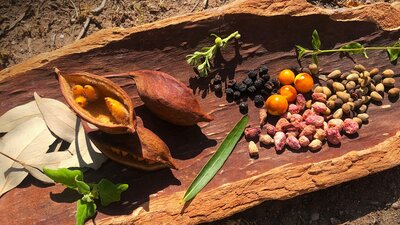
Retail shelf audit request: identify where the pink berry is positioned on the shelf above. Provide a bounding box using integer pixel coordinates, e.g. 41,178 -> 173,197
305,115 -> 324,127
286,135 -> 301,150
312,92 -> 327,103
326,127 -> 341,145
299,136 -> 310,148
312,102 -> 327,114
343,118 -> 359,134
288,104 -> 300,114
296,94 -> 306,111
266,124 -> 276,136
274,131 -> 286,151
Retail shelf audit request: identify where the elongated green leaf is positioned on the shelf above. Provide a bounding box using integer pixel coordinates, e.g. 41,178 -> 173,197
339,42 -> 364,55
75,176 -> 90,195
182,115 -> 248,202
295,45 -> 307,60
387,41 -> 400,63
43,168 -> 83,189
76,199 -> 96,225
311,30 -> 321,50
97,179 -> 129,206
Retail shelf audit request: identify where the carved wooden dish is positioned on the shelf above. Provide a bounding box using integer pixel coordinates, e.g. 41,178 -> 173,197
0,0 -> 399,224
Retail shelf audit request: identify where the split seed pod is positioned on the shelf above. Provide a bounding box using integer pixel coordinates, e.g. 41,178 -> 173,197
83,121 -> 177,171
129,70 -> 213,126
57,68 -> 136,134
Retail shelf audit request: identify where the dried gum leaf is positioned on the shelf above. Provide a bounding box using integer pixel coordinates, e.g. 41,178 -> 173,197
0,100 -> 40,133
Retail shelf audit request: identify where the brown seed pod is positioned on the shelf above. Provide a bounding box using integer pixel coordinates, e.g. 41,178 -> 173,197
56,68 -> 136,134
129,70 -> 213,126
83,121 -> 178,171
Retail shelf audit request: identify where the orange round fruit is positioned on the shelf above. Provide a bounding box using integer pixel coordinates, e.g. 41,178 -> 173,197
294,72 -> 314,93
278,69 -> 295,85
265,94 -> 288,116
279,85 -> 297,103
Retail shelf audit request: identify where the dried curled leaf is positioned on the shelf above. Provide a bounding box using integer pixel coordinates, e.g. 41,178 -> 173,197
83,121 -> 177,171
57,69 -> 136,134
130,70 -> 213,126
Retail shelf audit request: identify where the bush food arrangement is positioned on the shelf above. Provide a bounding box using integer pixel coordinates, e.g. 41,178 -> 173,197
0,23 -> 399,225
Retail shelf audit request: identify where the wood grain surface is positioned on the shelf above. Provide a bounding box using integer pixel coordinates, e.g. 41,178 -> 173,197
0,0 -> 399,224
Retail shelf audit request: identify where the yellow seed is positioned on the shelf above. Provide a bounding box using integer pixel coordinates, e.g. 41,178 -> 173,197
83,85 -> 98,101
74,96 -> 88,107
97,114 -> 111,123
105,97 -> 129,124
72,85 -> 84,97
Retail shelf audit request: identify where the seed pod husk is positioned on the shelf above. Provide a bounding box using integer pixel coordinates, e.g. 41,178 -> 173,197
83,120 -> 177,170
328,70 -> 341,79
354,64 -> 366,72
130,70 -> 213,126
57,69 -> 136,134
382,69 -> 395,78
382,78 -> 395,87
370,91 -> 383,101
388,88 -> 400,97
375,83 -> 385,93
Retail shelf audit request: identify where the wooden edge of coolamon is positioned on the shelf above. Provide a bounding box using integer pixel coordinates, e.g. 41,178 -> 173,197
98,131 -> 400,225
0,0 -> 399,80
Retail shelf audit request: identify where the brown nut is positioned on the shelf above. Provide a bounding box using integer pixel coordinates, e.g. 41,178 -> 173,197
57,68 -> 136,134
130,70 -> 213,126
83,121 -> 178,171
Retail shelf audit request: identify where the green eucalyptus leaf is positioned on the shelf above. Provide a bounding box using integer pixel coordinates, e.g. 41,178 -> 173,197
76,199 -> 96,225
182,115 -> 248,202
387,41 -> 400,63
311,30 -> 321,50
43,168 -> 83,189
75,175 -> 90,195
97,179 -> 129,207
340,42 -> 364,55
295,45 -> 307,60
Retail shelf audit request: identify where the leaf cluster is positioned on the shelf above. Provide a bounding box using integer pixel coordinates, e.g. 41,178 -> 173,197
43,168 -> 128,225
186,31 -> 241,77
295,29 -> 400,65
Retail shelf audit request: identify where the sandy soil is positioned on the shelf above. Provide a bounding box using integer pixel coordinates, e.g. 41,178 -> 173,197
1,0 -> 399,224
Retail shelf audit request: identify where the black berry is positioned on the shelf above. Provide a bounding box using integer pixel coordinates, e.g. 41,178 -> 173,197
261,74 -> 270,82
271,88 -> 278,94
214,84 -> 222,93
236,83 -> 247,92
254,78 -> 264,89
213,74 -> 222,85
227,79 -> 237,89
243,77 -> 253,86
225,88 -> 234,96
290,66 -> 299,74
259,65 -> 269,75
239,102 -> 248,114
270,78 -> 280,87
247,85 -> 257,94
254,95 -> 264,108
248,70 -> 258,80
233,91 -> 241,99
264,81 -> 275,91
260,89 -> 268,96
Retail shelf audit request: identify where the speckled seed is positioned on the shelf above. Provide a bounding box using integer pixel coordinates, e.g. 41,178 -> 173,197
372,75 -> 382,84
383,78 -> 395,87
333,108 -> 343,119
328,95 -> 338,101
314,86 -> 324,93
328,70 -> 342,79
362,96 -> 371,104
357,113 -> 369,122
322,87 -> 332,97
352,117 -> 363,126
346,73 -> 359,81
388,88 -> 400,97
336,92 -> 350,102
353,99 -> 363,109
309,139 -> 323,151
334,98 -> 344,108
382,69 -> 395,78
370,91 -> 383,101
327,100 -> 336,109
333,82 -> 345,92
354,64 -> 366,72
370,68 -> 379,76
358,104 -> 367,113
346,81 -> 356,91
306,100 -> 312,109
309,63 -> 318,75
342,103 -> 351,114
375,83 -> 385,93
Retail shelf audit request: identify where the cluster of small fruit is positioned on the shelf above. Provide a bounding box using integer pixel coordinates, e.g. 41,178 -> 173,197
211,65 -> 281,114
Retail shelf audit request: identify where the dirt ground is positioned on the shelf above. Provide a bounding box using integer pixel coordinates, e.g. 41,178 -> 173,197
1,0 -> 400,224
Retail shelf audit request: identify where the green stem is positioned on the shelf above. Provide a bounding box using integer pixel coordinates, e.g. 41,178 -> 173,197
305,47 -> 400,54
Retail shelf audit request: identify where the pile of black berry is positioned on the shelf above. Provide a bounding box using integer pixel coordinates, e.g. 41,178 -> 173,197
212,65 -> 281,114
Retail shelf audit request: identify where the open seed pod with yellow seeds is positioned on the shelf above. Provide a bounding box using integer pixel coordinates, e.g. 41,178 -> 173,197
56,68 -> 136,134
82,119 -> 178,171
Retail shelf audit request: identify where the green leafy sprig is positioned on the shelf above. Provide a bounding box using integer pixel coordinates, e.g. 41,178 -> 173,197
296,29 -> 400,65
43,168 -> 129,225
186,31 -> 241,77
182,115 -> 248,202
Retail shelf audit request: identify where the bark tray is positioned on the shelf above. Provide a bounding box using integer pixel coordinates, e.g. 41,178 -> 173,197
0,0 -> 400,224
